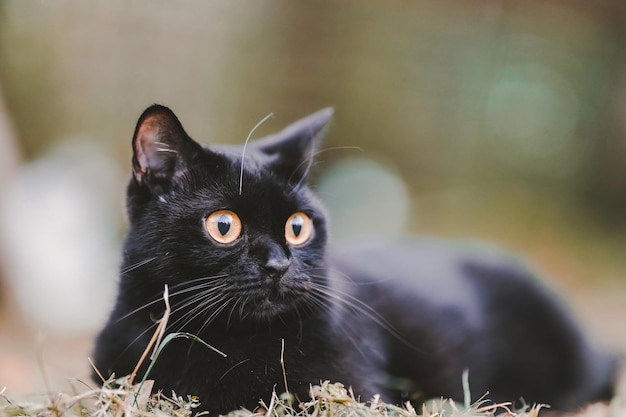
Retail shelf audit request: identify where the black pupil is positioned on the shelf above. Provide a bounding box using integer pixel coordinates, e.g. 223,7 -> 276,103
291,216 -> 303,237
217,214 -> 232,236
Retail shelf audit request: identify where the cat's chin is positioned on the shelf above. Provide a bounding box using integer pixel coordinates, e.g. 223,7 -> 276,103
245,296 -> 299,323
235,276 -> 313,323
251,300 -> 288,321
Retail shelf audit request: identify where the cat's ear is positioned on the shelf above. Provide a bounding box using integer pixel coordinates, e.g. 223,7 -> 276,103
256,107 -> 333,184
132,104 -> 202,195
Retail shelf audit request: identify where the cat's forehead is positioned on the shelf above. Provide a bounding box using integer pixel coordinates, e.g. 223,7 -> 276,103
193,144 -> 308,207
208,144 -> 265,172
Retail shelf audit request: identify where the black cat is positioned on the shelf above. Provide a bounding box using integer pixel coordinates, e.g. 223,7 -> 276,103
93,105 -> 617,414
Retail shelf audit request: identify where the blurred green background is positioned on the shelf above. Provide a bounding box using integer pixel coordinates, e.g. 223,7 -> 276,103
0,0 -> 625,395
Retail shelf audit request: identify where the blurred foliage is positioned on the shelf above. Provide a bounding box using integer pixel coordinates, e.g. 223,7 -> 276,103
0,0 -> 625,283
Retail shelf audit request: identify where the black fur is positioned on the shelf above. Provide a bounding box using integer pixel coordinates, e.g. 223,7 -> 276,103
93,105 -> 617,414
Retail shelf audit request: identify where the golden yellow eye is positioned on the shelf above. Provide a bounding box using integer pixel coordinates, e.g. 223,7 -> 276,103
285,212 -> 313,246
206,210 -> 242,244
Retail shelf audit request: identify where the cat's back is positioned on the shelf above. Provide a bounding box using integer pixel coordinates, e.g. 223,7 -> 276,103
330,237 -> 585,322
329,238 -> 618,409
330,237 -> 528,320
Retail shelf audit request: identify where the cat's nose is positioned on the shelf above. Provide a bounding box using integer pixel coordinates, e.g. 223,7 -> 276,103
264,256 -> 290,280
263,243 -> 290,280
255,238 -> 291,280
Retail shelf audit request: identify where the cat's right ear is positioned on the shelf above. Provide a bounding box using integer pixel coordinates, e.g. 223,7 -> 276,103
256,107 -> 333,186
132,105 -> 202,195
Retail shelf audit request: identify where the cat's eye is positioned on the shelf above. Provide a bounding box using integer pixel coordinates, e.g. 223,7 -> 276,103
206,210 -> 242,244
285,212 -> 313,246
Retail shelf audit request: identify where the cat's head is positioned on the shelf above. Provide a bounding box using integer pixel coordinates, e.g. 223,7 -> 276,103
122,105 -> 333,326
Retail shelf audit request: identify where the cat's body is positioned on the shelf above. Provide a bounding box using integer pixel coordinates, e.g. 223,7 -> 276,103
93,105 -> 617,414
334,240 -> 616,408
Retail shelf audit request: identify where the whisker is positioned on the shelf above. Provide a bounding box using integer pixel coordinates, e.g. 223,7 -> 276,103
111,278 -> 230,361
317,145 -> 364,155
289,148 -> 315,193
227,296 -> 242,330
113,321 -> 159,362
112,275 -> 228,323
239,112 -> 274,195
169,291 -> 229,332
155,148 -> 177,154
299,291 -> 371,358
309,279 -> 421,352
120,257 -> 158,274
166,273 -> 229,292
169,284 -> 228,316
197,296 -> 234,335
293,303 -> 304,342
238,297 -> 250,320
217,358 -> 251,384
288,146 -> 364,193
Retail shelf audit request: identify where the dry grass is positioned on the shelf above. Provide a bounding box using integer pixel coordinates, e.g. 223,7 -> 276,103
1,287 -> 623,417
1,347 -> 624,417
1,375 -> 624,417
1,349 -> 625,417
0,376 -> 541,417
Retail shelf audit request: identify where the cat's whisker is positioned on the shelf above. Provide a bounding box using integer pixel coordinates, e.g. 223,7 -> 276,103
114,321 -> 160,362
237,297 -> 249,320
180,294 -> 235,357
152,141 -> 180,155
288,145 -> 365,194
310,283 -> 382,320
239,112 -> 274,195
111,277 -> 228,323
296,293 -> 368,358
120,256 -> 158,274
300,290 -> 371,359
155,148 -> 177,154
165,274 -> 229,295
174,294 -> 228,330
168,288 -> 227,323
317,145 -> 364,155
113,281 -> 230,359
288,152 -> 316,194
173,290 -> 233,331
226,296 -> 242,330
308,280 -> 418,351
168,291 -> 230,332
292,303 -> 305,342
197,296 -> 234,334
111,282 -> 228,340
302,291 -> 334,317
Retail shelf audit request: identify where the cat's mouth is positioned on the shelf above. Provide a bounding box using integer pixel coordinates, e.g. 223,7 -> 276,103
245,285 -> 300,321
245,296 -> 290,321
229,272 -> 312,322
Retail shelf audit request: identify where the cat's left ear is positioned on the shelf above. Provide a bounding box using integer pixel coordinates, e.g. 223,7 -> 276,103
256,108 -> 333,185
132,104 -> 203,195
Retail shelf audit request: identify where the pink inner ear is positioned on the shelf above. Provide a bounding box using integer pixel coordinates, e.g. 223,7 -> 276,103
134,117 -> 162,181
